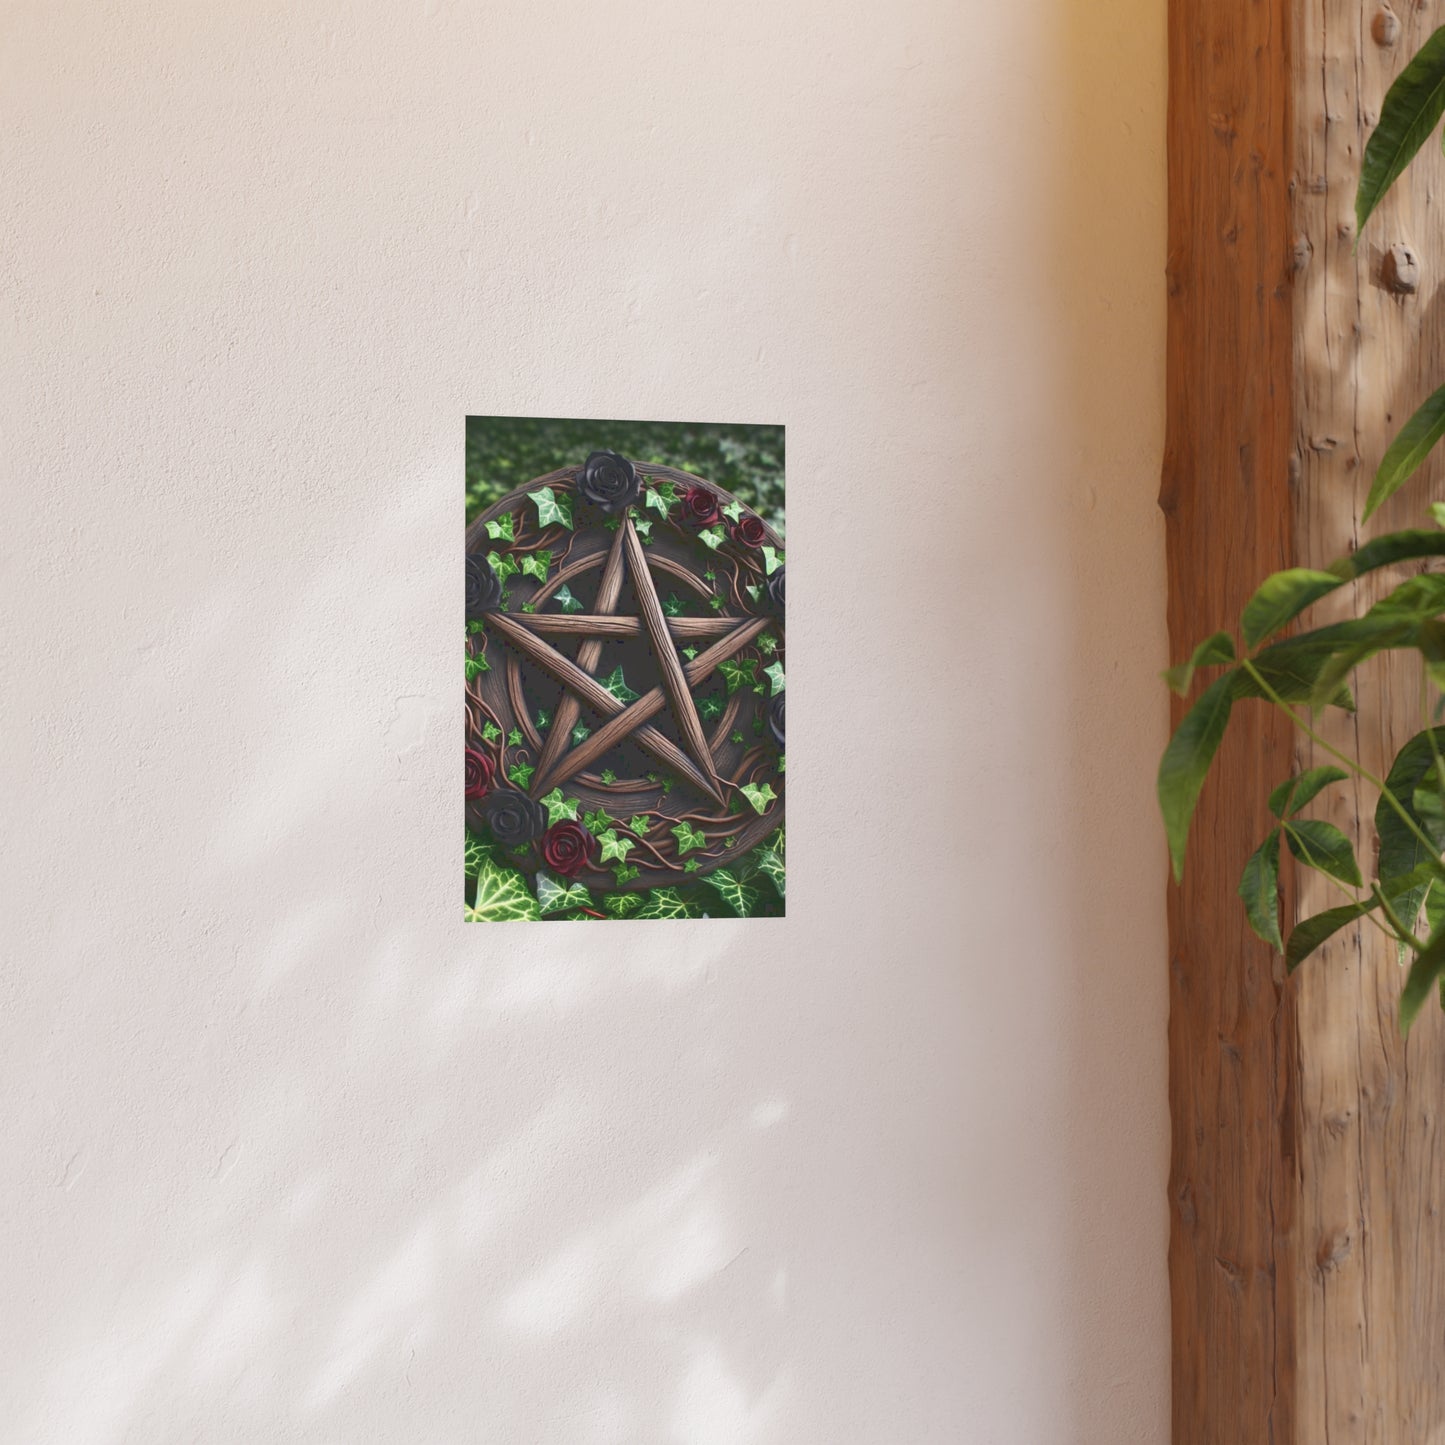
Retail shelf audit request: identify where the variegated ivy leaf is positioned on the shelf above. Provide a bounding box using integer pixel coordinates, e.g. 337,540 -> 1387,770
729,730 -> 744,745
465,656 -> 487,681
719,658 -> 757,694
722,499 -> 744,523
740,781 -> 777,814
757,633 -> 778,655
584,807 -> 615,836
571,722 -> 590,745
488,550 -> 520,584
672,820 -> 707,854
705,867 -> 760,917
613,863 -> 640,884
698,526 -> 727,551
746,582 -> 763,603
507,728 -> 523,747
520,549 -> 553,582
507,762 -> 536,789
600,666 -> 640,704
540,788 -> 580,826
699,696 -> 724,720
553,584 -> 584,613
681,646 -> 700,660
663,593 -> 687,617
760,545 -> 784,575
708,596 -> 724,611
683,858 -> 701,873
644,482 -> 678,518
481,721 -> 501,743
764,661 -> 785,696
604,891 -> 645,918
527,486 -> 573,531
597,829 -> 635,864
627,815 -> 652,835
535,708 -> 551,729
536,870 -> 591,916
754,845 -> 785,898
600,769 -> 617,784
484,512 -> 516,544
467,857 -> 541,922
633,518 -> 653,541
464,828 -> 493,879
635,887 -> 698,921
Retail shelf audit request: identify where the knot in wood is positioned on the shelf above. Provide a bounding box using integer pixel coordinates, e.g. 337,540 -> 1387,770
1383,242 -> 1420,296
1372,7 -> 1400,47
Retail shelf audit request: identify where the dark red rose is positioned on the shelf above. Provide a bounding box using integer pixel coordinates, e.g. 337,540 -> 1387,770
682,485 -> 720,526
465,748 -> 494,799
541,820 -> 594,877
732,514 -> 767,548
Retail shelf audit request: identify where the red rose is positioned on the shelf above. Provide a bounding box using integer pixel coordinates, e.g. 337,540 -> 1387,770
732,514 -> 767,547
541,820 -> 594,877
682,485 -> 720,526
465,748 -> 494,799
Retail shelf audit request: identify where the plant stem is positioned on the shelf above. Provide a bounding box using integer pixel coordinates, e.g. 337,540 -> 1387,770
1240,658 -> 1441,862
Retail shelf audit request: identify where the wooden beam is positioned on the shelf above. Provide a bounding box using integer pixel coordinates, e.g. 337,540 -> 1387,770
1167,0 -> 1445,1439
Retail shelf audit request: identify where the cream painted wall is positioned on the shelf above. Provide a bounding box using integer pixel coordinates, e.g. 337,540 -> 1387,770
1,1 -> 1169,1440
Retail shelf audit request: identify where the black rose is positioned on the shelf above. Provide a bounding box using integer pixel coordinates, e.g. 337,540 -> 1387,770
769,692 -> 785,748
482,788 -> 547,848
767,566 -> 785,612
578,450 -> 640,514
467,552 -> 501,618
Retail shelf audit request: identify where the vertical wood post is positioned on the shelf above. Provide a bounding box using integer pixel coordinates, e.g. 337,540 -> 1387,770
1167,1 -> 1445,1440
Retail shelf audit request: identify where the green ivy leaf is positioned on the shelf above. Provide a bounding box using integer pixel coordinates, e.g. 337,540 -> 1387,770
663,593 -> 687,617
600,666 -> 640,704
706,867 -> 760,916
644,481 -> 678,518
1157,671 -> 1236,882
746,582 -> 763,603
627,815 -> 652,835
1357,25 -> 1445,236
488,550 -> 520,585
467,619 -> 487,635
760,545 -> 784,575
729,730 -> 744,745
633,518 -> 653,541
604,891 -> 645,918
600,768 -> 617,784
465,828 -> 494,879
466,857 -> 541,922
507,762 -> 536,789
1162,631 -> 1236,695
754,844 -> 785,898
661,778 -> 675,794
597,829 -> 635,864
535,708 -> 551,729
553,584 -> 584,613
584,808 -> 615,836
527,486 -> 573,530
672,820 -> 707,854
481,721 -> 501,743
1268,766 -> 1349,819
699,696 -> 724,720
520,548 -> 553,582
719,658 -> 757,694
764,661 -> 785,696
757,633 -> 778,655
540,788 -> 580,826
465,657 -> 486,681
722,499 -> 744,523
740,782 -> 777,814
536,870 -> 591,916
1238,831 -> 1283,951
682,646 -> 700,660
485,512 -> 516,544
507,728 -> 523,747
613,863 -> 639,883
571,722 -> 590,745
683,858 -> 701,873
635,887 -> 699,920
520,602 -> 536,613
698,526 -> 726,551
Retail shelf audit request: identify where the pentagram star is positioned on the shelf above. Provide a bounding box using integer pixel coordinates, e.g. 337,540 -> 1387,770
483,515 -> 763,805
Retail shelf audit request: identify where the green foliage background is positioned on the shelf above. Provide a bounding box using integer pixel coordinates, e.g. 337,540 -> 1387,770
466,415 -> 785,537
465,414 -> 786,922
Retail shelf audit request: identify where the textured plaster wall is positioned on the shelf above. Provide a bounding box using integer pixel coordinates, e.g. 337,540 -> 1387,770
1,1 -> 1169,1441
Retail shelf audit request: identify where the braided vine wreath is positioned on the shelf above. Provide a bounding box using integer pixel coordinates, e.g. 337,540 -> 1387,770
465,451 -> 785,920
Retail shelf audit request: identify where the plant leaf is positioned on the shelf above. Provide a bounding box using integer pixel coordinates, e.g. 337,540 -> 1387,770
536,870 -> 591,916
1284,819 -> 1363,888
718,658 -> 757,695
1331,528 -> 1445,580
540,788 -> 580,826
1368,381 -> 1445,519
1163,631 -> 1237,695
754,845 -> 785,898
1401,923 -> 1445,1030
527,486 -> 573,531
485,512 -> 516,543
671,820 -> 707,854
519,548 -> 553,582
466,857 -> 541,922
599,666 -> 640,704
603,891 -> 645,918
1239,830 -> 1284,950
1268,765 -> 1349,819
1357,25 -> 1445,235
764,661 -> 785,696
1286,900 -> 1378,972
552,584 -> 584,613
1158,671 -> 1236,881
596,829 -> 635,864
705,868 -> 761,917
634,887 -> 699,921
1241,569 -> 1342,649
740,781 -> 778,814
760,545 -> 784,575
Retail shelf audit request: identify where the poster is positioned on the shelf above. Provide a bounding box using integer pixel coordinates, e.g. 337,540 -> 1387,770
465,417 -> 785,921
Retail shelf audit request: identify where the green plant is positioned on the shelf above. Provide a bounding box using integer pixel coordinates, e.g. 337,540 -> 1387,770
1160,31 -> 1445,1031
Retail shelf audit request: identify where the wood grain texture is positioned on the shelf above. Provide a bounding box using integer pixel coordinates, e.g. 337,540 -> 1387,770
484,610 -> 720,800
513,614 -> 736,638
1169,0 -> 1445,1438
